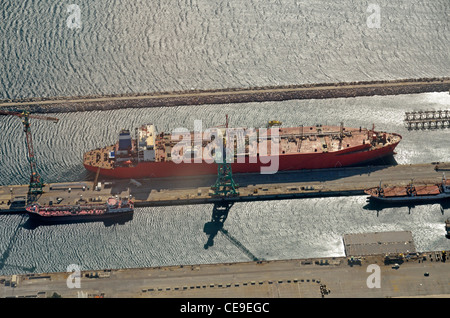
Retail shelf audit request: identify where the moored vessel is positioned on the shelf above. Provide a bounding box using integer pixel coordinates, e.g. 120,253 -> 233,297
365,175 -> 450,203
25,197 -> 134,223
83,119 -> 402,179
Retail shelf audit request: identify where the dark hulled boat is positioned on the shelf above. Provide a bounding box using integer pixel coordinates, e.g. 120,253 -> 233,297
365,175 -> 450,204
26,197 -> 134,223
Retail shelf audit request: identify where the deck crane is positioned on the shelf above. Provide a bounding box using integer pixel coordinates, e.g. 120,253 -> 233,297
0,110 -> 59,202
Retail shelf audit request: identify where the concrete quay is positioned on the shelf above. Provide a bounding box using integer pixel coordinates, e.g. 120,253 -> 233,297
0,162 -> 448,212
1,251 -> 449,298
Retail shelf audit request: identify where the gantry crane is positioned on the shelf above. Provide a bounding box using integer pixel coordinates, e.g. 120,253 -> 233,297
210,115 -> 239,197
0,110 -> 59,202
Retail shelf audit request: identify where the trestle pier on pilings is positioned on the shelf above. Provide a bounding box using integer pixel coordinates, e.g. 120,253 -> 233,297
404,110 -> 450,130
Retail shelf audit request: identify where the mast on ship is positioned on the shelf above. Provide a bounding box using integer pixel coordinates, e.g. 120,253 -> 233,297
377,180 -> 384,197
406,179 -> 415,197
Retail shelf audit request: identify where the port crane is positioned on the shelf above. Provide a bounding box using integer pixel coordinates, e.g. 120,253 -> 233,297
0,110 -> 59,202
210,115 -> 239,197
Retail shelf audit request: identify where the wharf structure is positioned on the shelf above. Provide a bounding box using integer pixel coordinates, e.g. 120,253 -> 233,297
0,162 -> 449,212
405,110 -> 450,130
1,226 -> 448,298
1,245 -> 449,298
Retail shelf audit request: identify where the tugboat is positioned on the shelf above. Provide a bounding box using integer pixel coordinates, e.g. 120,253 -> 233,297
365,174 -> 450,204
26,197 -> 134,223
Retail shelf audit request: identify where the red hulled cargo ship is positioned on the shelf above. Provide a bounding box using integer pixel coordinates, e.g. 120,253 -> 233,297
83,120 -> 402,179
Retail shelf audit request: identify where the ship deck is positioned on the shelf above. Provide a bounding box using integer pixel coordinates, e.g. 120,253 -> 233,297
83,125 -> 401,170
367,178 -> 450,198
83,145 -> 116,170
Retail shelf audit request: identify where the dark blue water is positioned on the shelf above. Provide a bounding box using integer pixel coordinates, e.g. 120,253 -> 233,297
0,1 -> 449,275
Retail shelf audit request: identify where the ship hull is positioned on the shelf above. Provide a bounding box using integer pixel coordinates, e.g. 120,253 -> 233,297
26,210 -> 133,224
84,139 -> 400,179
366,193 -> 450,204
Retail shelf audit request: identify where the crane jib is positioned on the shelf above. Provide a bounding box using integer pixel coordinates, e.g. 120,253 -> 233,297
0,110 -> 59,201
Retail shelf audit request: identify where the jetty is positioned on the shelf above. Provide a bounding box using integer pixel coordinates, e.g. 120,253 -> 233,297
1,162 -> 448,212
0,77 -> 449,114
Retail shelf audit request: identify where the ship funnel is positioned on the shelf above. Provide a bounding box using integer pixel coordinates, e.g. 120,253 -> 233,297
118,129 -> 132,150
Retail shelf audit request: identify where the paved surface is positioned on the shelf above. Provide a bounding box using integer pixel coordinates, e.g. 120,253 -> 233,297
1,252 -> 449,298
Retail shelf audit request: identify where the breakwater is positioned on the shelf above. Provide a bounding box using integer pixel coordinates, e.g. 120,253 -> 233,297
0,77 -> 449,114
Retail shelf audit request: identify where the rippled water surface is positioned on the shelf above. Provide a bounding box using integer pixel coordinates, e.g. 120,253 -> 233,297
0,1 -> 449,275
1,0 -> 449,99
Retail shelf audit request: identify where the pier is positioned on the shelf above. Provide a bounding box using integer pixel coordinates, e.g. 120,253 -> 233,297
405,110 -> 450,130
0,77 -> 449,114
1,162 -> 448,213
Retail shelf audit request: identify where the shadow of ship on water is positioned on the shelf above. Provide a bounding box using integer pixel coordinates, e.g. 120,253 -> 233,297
21,212 -> 134,230
363,196 -> 450,215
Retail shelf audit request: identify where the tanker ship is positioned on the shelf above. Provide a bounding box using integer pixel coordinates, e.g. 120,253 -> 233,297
83,120 -> 402,179
26,197 -> 134,223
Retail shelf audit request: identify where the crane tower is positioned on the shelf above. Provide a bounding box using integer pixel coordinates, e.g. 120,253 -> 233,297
0,110 -> 59,202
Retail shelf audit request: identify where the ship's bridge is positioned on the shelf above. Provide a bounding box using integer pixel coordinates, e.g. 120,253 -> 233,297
138,124 -> 156,162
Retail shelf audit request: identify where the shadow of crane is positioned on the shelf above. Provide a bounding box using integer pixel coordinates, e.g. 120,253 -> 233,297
0,215 -> 36,273
203,201 -> 231,249
203,201 -> 261,262
219,228 -> 260,262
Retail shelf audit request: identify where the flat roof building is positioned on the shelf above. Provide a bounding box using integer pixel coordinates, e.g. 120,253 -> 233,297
343,231 -> 416,256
